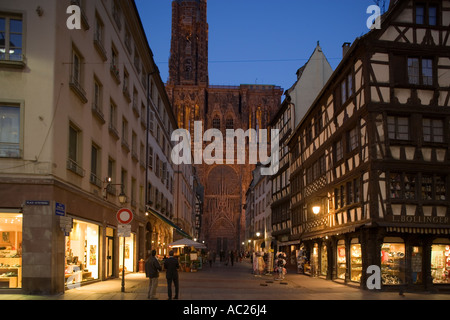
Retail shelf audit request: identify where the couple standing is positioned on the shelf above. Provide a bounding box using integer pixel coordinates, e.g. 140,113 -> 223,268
145,250 -> 179,300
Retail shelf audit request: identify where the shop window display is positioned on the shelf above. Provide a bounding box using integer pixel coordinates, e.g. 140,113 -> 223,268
119,234 -> 135,273
320,243 -> 328,276
350,243 -> 362,282
0,213 -> 22,289
337,241 -> 346,280
312,243 -> 319,276
65,220 -> 99,286
381,242 -> 405,285
431,244 -> 450,284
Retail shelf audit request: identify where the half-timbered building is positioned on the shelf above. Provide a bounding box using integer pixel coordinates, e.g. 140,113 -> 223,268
270,44 -> 332,267
288,0 -> 450,291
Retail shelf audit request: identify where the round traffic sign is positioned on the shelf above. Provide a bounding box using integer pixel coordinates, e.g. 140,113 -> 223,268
117,208 -> 133,225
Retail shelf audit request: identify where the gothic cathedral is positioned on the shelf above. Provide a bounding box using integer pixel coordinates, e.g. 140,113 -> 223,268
166,0 -> 283,252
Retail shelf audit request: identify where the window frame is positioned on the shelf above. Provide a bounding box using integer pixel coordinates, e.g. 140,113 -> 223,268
334,137 -> 344,163
407,57 -> 434,86
0,101 -> 23,159
423,118 -> 444,143
68,123 -> 81,164
415,2 -> 440,26
389,172 -> 417,201
421,174 -> 447,201
212,116 -> 221,130
347,127 -> 359,152
387,116 -> 410,141
0,13 -> 24,64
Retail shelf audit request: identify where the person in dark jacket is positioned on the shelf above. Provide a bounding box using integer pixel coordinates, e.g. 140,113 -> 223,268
163,250 -> 180,300
145,250 -> 162,300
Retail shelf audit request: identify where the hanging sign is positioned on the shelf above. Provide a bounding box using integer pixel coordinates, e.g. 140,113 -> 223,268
118,224 -> 132,237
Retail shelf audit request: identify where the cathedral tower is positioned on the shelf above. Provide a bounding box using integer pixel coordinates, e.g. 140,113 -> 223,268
168,0 -> 209,86
166,0 -> 283,253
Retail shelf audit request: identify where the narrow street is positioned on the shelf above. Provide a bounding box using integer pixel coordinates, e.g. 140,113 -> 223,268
1,260 -> 449,301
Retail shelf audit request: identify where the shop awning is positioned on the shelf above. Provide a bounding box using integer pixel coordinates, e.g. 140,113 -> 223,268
302,223 -> 367,241
386,227 -> 450,235
168,238 -> 207,249
147,208 -> 192,239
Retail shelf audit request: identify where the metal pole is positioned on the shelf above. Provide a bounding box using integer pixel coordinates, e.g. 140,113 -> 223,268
121,237 -> 125,292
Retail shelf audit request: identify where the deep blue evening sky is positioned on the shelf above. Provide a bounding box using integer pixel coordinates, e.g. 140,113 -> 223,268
135,0 -> 383,94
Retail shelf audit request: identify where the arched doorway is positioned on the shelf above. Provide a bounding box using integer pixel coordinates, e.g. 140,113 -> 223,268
204,165 -> 241,252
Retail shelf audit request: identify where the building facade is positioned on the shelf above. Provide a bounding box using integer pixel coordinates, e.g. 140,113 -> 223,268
289,0 -> 450,290
0,0 -> 188,294
165,0 -> 283,253
245,165 -> 268,252
270,44 -> 332,266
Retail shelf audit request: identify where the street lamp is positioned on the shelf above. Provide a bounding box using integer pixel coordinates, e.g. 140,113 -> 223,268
312,206 -> 321,215
104,177 -> 127,205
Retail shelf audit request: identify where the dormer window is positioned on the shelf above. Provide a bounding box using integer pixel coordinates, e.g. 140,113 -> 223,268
415,3 -> 439,26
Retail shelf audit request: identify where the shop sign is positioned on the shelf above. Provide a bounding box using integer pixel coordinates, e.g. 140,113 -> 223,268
390,215 -> 450,224
55,202 -> 66,216
25,200 -> 50,206
60,216 -> 73,236
118,224 -> 131,237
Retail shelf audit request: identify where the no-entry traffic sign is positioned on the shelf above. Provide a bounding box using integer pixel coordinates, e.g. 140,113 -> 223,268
116,208 -> 133,225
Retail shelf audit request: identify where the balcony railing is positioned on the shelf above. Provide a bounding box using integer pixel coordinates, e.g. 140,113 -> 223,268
108,123 -> 119,140
69,75 -> 88,103
67,159 -> 85,177
90,172 -> 102,188
110,63 -> 121,84
93,37 -> 107,61
92,103 -> 105,124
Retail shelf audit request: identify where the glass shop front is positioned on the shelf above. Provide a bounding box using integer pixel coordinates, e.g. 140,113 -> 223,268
0,212 -> 22,289
119,234 -> 136,273
381,238 -> 406,285
431,239 -> 450,284
65,219 -> 100,287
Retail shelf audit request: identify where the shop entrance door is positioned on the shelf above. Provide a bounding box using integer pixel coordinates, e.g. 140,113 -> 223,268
106,237 -> 114,278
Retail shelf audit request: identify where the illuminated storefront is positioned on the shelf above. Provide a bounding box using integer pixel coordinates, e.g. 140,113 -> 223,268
350,241 -> 362,283
320,243 -> 328,276
381,239 -> 406,285
119,234 -> 136,273
65,219 -> 100,286
336,240 -> 346,280
431,240 -> 450,284
0,212 -> 22,289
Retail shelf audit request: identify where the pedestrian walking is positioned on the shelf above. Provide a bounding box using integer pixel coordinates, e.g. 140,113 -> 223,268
145,250 -> 161,300
230,251 -> 235,266
164,250 -> 180,300
225,251 -> 230,266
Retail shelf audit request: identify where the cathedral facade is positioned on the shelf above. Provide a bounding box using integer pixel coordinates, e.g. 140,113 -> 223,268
166,0 -> 283,252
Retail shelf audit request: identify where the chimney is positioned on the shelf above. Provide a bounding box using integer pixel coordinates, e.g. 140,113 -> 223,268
342,42 -> 351,59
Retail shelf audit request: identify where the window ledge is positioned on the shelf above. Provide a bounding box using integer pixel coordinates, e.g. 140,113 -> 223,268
69,77 -> 88,104
92,104 -> 106,124
108,124 -> 120,140
0,59 -> 26,69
